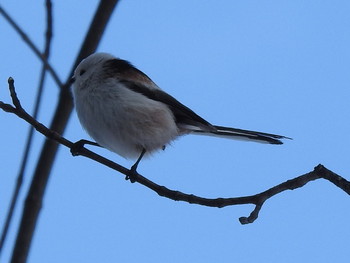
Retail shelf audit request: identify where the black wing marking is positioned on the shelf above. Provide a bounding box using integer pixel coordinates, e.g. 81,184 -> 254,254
120,79 -> 215,131
102,58 -> 213,130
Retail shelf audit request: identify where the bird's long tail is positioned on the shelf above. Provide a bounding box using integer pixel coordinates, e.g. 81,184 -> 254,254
192,125 -> 290,145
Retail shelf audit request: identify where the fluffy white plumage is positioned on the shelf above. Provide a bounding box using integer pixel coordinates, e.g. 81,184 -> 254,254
72,53 -> 288,162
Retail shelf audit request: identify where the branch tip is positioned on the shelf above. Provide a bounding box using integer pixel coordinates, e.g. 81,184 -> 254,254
239,203 -> 263,225
239,216 -> 250,225
7,77 -> 22,109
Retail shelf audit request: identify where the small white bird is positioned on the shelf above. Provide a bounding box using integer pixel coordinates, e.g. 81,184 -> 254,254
72,53 -> 289,177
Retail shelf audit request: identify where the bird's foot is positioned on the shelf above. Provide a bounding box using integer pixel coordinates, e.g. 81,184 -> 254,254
125,164 -> 139,183
70,139 -> 100,156
125,149 -> 146,183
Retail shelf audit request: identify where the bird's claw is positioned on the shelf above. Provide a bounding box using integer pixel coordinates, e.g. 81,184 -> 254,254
70,140 -> 86,156
125,165 -> 139,183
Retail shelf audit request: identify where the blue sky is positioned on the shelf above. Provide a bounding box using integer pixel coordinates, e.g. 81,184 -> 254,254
1,1 -> 350,262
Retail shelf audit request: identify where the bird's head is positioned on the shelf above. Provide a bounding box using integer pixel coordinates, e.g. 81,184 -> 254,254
72,52 -> 116,90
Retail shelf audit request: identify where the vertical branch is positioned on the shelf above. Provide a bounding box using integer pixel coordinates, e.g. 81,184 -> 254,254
10,1 -> 120,263
0,0 -> 53,256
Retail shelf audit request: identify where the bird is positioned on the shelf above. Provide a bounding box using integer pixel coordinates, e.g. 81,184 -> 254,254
71,52 -> 289,179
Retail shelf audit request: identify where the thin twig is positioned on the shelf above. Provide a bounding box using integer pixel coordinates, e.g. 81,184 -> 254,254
1,79 -> 349,226
0,1 -> 53,256
0,4 -> 62,87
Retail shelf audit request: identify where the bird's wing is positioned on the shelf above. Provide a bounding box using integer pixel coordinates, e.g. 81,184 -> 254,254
102,58 -> 214,131
119,79 -> 215,132
102,58 -> 290,144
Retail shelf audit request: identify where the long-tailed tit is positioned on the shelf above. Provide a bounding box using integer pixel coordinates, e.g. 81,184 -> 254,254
72,53 -> 289,177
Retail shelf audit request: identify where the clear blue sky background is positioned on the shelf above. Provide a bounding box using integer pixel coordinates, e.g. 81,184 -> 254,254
1,1 -> 350,262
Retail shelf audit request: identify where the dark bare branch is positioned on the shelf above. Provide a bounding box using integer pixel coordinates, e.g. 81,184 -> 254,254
1,79 -> 349,227
0,5 -> 62,87
7,1 -> 120,263
0,3 -> 54,255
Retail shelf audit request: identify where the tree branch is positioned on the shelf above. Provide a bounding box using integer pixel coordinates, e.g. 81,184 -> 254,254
2,78 -> 349,226
0,1 -> 54,256
0,5 -> 62,87
7,1 -> 120,263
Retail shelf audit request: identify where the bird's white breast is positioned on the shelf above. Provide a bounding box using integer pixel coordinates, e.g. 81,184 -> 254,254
72,79 -> 179,159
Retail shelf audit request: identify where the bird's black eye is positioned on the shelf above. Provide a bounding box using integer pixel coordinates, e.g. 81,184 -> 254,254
79,69 -> 86,76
